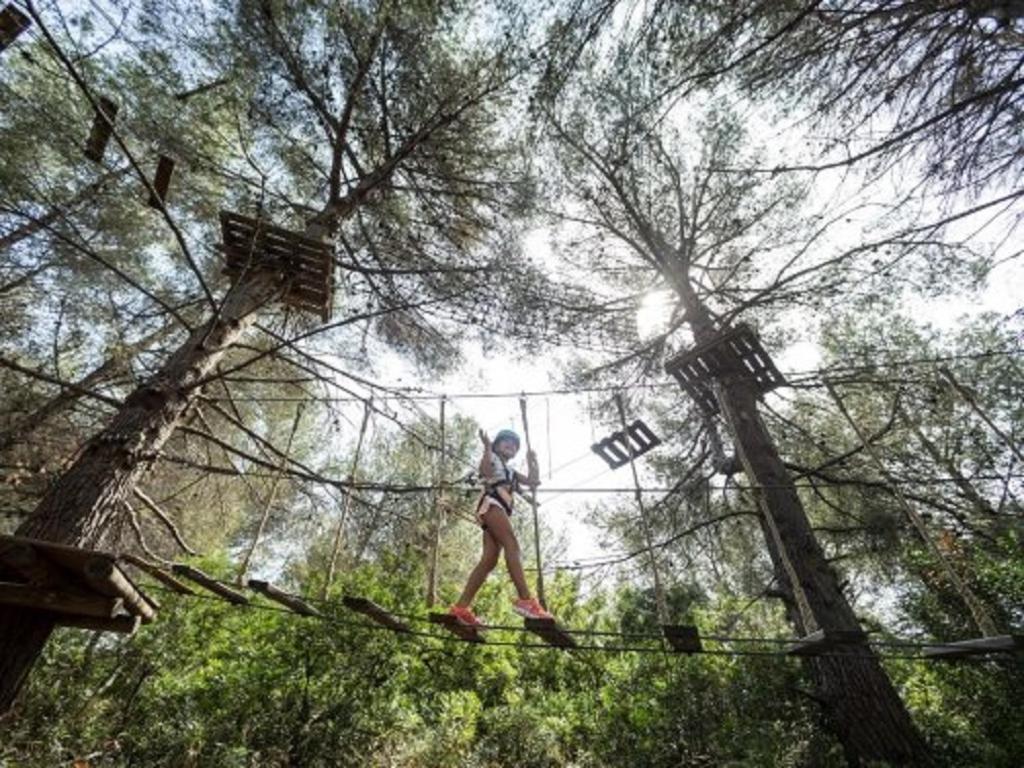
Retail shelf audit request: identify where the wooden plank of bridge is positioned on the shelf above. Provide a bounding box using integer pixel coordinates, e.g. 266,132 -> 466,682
923,634 -> 1024,660
172,564 -> 248,605
248,580 -> 320,617
525,617 -> 577,648
429,612 -> 485,643
342,596 -> 411,633
120,554 -> 195,595
0,581 -> 121,619
662,624 -> 703,654
785,628 -> 867,656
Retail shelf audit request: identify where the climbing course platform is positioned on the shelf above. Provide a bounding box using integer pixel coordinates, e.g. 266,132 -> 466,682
219,210 -> 335,322
0,534 -> 157,634
664,323 -> 785,415
591,418 -> 661,469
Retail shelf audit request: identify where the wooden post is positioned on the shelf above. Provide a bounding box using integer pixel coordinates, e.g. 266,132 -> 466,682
614,392 -> 668,624
825,381 -> 999,637
519,396 -> 546,609
426,396 -> 446,608
938,366 -> 1024,465
323,400 -> 371,598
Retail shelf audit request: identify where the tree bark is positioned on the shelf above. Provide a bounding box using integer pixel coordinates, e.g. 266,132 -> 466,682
0,271 -> 281,714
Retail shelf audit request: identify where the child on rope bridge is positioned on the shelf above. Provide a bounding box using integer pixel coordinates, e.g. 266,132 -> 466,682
448,428 -> 553,626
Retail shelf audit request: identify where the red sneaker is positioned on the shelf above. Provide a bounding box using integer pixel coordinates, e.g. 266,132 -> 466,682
513,597 -> 554,621
448,604 -> 485,628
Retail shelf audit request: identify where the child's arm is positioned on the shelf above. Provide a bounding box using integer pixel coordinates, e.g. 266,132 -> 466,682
477,429 -> 494,480
516,449 -> 541,488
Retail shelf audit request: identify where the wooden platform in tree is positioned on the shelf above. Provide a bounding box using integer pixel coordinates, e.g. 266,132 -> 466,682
662,624 -> 703,653
784,628 -> 868,656
219,210 -> 334,321
429,611 -> 485,643
0,4 -> 31,51
524,617 -> 577,648
664,323 -> 786,415
342,595 -> 411,633
591,418 -> 661,469
0,534 -> 157,634
922,634 -> 1023,660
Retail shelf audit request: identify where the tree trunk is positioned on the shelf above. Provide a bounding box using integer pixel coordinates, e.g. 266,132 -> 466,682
0,271 -> 281,714
716,374 -> 930,765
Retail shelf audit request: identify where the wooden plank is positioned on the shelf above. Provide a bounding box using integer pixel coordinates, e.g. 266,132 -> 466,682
172,564 -> 249,605
83,557 -> 158,622
0,540 -> 69,588
120,554 -> 195,595
83,96 -> 118,162
0,581 -> 121,619
524,617 -> 577,648
785,628 -> 867,656
59,613 -> 141,635
342,595 -> 411,633
0,4 -> 31,50
429,611 -> 485,643
923,635 -> 1024,660
0,534 -> 101,571
248,580 -> 320,617
662,624 -> 702,653
147,155 -> 175,209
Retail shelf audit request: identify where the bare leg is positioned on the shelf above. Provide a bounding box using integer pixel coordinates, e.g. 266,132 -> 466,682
455,526 -> 500,607
479,505 -> 531,600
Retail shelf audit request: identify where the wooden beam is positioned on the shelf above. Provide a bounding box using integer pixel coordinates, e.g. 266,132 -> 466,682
172,564 -> 248,605
83,96 -> 118,163
0,581 -> 121,618
120,554 -> 195,595
785,628 -> 867,656
83,557 -> 158,622
248,580 -> 320,617
342,596 -> 411,633
429,612 -> 485,643
59,614 -> 140,635
662,624 -> 703,654
524,617 -> 577,648
147,155 -> 175,209
923,635 -> 1023,660
0,540 -> 68,588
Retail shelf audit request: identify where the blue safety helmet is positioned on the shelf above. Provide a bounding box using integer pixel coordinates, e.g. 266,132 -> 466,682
492,429 -> 521,450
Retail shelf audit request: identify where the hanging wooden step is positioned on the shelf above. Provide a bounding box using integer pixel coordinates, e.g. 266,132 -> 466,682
342,595 -> 411,633
119,554 -> 195,595
83,96 -> 118,163
429,612 -> 485,643
219,210 -> 334,322
171,564 -> 248,605
784,628 -> 867,656
591,418 -> 661,470
0,534 -> 156,635
0,4 -> 31,51
922,634 -> 1023,660
662,624 -> 703,653
248,579 -> 320,617
147,155 -> 175,209
524,617 -> 577,648
664,323 -> 786,416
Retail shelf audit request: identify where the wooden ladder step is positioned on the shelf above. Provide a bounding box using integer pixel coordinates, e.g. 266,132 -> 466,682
171,564 -> 248,605
525,617 -> 577,648
429,612 -> 485,643
785,628 -> 867,656
342,596 -> 411,633
923,634 -> 1024,660
662,624 -> 703,653
248,580 -> 320,617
